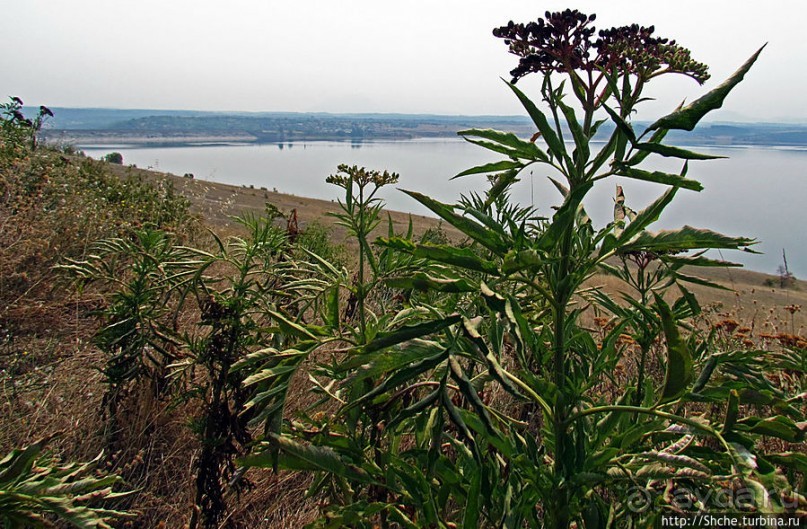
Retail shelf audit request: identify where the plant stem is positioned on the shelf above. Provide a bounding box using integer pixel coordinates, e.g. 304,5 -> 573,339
550,199 -> 576,529
634,275 -> 650,408
357,184 -> 367,340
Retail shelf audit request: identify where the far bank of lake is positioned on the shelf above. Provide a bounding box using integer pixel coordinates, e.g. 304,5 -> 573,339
81,138 -> 807,278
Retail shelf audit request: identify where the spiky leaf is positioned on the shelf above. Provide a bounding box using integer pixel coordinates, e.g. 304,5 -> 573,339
647,46 -> 765,132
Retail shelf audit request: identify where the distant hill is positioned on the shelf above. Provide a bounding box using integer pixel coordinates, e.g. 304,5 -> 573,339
43,108 -> 532,131
666,123 -> 807,146
39,107 -> 807,147
40,108 -> 213,130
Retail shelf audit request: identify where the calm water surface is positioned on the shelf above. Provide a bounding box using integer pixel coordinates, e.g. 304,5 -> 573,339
81,139 -> 807,277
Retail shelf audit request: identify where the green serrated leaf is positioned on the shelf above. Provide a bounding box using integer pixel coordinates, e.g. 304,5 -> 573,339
385,273 -> 476,293
655,294 -> 694,403
246,435 -> 376,485
364,314 -> 462,353
401,190 -> 509,254
268,310 -> 318,340
620,225 -> 756,254
457,128 -> 549,162
736,416 -> 805,443
602,104 -> 636,143
505,80 -> 567,160
614,164 -> 703,191
557,98 -> 590,166
647,46 -> 765,132
453,160 -> 524,178
634,142 -> 726,160
626,128 -> 669,166
408,243 -> 500,275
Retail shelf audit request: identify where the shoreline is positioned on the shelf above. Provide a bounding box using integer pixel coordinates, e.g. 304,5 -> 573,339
108,159 -> 803,286
47,131 -> 807,151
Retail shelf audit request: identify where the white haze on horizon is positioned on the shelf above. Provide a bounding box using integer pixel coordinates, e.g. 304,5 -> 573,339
1,1 -> 805,122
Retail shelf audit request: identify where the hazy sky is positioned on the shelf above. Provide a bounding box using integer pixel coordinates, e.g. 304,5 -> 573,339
3,1 -> 806,121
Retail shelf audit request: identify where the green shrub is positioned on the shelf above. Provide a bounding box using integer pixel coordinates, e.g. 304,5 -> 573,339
295,220 -> 348,269
0,96 -> 51,154
60,229 -> 197,447
0,141 -> 198,338
102,152 -> 123,165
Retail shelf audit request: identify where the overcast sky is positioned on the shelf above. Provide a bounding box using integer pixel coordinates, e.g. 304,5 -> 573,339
3,1 -> 805,122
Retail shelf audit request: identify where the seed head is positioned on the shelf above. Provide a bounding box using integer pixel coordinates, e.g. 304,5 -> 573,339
326,164 -> 399,190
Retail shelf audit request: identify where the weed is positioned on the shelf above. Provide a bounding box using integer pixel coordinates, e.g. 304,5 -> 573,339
0,436 -> 132,528
237,9 -> 804,529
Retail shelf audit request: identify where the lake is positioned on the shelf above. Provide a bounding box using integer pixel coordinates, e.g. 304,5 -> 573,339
80,138 -> 807,277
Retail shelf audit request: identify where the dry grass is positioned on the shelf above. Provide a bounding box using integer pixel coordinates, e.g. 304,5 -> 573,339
2,152 -> 805,527
590,268 -> 807,334
103,162 -> 460,243
113,162 -> 807,337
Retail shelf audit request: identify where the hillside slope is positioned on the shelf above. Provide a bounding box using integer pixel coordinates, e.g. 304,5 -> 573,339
2,149 -> 804,527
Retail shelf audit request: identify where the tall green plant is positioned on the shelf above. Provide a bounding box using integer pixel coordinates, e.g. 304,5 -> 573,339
242,9 -> 806,529
239,166 -> 438,526
64,213 -> 311,527
61,229 -> 196,447
237,10 -> 804,529
389,10 -> 802,526
326,164 -> 400,340
180,213 -> 303,529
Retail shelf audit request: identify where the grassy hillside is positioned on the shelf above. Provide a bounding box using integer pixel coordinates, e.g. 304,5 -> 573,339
117,161 -> 807,328
2,136 -> 805,527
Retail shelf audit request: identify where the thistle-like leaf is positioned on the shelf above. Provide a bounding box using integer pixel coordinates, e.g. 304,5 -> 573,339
647,46 -> 765,132
385,273 -> 477,293
363,315 -> 462,353
613,164 -> 703,191
634,142 -> 725,160
505,80 -> 567,160
457,129 -> 548,162
655,294 -> 694,403
401,190 -> 509,254
243,435 -> 377,485
453,159 -> 524,178
620,225 -> 756,254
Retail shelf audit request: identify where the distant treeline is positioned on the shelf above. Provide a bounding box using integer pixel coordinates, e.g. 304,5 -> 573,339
39,107 -> 807,146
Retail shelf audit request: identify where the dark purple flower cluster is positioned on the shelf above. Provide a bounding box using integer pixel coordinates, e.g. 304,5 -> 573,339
598,24 -> 709,84
493,9 -> 710,85
493,10 -> 599,81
